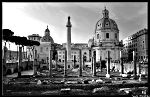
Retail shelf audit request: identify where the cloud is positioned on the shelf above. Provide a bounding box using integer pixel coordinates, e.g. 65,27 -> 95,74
3,2 -> 147,49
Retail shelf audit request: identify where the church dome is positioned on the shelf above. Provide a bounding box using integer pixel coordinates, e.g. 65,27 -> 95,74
96,18 -> 118,30
95,7 -> 119,31
41,26 -> 54,43
41,35 -> 54,43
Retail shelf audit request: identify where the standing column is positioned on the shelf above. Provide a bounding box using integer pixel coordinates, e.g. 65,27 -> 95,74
64,50 -> 67,77
33,47 -> 35,75
66,16 -> 72,69
73,55 -> 75,68
138,62 -> 141,81
120,50 -> 124,74
79,49 -> 82,77
34,49 -> 37,75
93,51 -> 96,76
139,62 -> 141,75
3,43 -> 7,75
49,50 -> 52,77
83,55 -> 85,70
100,56 -> 102,72
18,46 -> 22,77
106,51 -> 110,78
17,46 -> 18,60
133,51 -> 137,78
33,48 -> 37,75
91,56 -> 93,73
26,47 -> 28,59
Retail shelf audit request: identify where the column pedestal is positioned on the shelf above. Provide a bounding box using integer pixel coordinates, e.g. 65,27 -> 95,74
67,60 -> 73,70
105,51 -> 111,78
138,74 -> 142,81
106,74 -> 110,78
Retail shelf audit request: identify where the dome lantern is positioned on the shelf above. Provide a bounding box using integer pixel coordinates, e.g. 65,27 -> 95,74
102,6 -> 109,18
45,25 -> 50,36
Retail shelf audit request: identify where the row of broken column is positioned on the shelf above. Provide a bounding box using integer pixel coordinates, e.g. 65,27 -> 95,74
48,50 -> 140,78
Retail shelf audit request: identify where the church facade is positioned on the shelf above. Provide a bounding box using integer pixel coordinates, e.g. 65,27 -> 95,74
88,7 -> 123,63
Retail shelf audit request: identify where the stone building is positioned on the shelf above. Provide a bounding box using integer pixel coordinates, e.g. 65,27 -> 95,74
57,43 -> 91,68
122,28 -> 148,62
27,26 -> 55,65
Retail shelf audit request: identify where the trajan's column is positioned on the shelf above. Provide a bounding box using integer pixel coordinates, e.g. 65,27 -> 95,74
66,16 -> 73,69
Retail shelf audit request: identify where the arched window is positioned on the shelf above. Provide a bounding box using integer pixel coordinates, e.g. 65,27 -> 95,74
97,34 -> 99,39
106,33 -> 109,38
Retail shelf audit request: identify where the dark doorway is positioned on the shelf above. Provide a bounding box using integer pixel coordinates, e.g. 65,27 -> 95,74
68,65 -> 70,68
6,69 -> 12,75
14,68 -> 18,73
101,60 -> 106,69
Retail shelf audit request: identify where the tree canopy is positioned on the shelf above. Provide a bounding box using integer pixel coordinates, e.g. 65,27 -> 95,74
2,29 -> 40,46
2,29 -> 14,41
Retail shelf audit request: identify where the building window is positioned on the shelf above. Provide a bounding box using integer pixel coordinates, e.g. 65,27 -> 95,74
63,55 -> 64,59
59,59 -> 61,62
97,34 -> 99,39
141,56 -> 143,60
68,65 -> 70,68
105,22 -> 109,26
115,33 -> 117,39
84,52 -> 87,55
106,33 -> 109,38
46,47 -> 48,51
59,52 -> 61,54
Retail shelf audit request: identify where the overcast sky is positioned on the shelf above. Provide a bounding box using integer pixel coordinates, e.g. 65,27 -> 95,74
2,2 -> 147,51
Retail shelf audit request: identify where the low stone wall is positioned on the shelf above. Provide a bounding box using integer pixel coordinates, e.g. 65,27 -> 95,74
4,61 -> 34,75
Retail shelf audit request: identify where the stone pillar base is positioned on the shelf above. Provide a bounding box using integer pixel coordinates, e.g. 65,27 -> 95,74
138,74 -> 142,81
121,74 -> 127,77
63,75 -> 67,78
67,60 -> 73,70
106,74 -> 110,78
